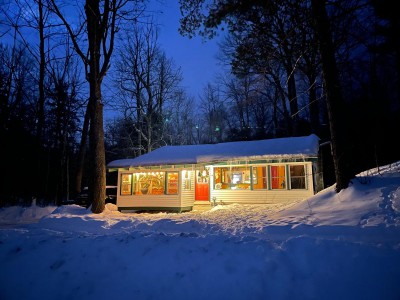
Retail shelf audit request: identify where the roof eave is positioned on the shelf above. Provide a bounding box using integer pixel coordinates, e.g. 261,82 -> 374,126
107,153 -> 318,169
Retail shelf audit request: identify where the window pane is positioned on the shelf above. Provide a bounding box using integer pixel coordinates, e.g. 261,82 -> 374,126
231,167 -> 250,189
290,165 -> 306,189
214,167 -> 225,189
214,167 -> 222,189
121,174 -> 132,195
270,165 -> 286,189
214,166 -> 250,190
138,172 -> 165,195
252,166 -> 267,189
167,172 -> 179,194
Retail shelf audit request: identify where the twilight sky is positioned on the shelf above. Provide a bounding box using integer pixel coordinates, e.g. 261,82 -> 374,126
152,0 -> 224,98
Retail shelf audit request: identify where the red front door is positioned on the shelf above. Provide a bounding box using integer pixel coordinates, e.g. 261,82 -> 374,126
195,170 -> 209,201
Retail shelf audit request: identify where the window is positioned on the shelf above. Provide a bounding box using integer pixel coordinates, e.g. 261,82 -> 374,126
214,166 -> 250,189
252,166 -> 267,189
290,165 -> 306,189
137,172 -> 165,195
121,174 -> 133,195
166,172 -> 179,194
119,171 -> 184,195
213,164 -> 308,191
197,169 -> 209,183
214,168 -> 222,188
270,165 -> 286,189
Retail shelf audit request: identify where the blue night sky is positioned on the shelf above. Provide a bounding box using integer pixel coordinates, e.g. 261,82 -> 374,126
152,0 -> 224,98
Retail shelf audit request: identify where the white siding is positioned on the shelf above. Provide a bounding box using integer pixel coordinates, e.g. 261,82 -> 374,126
118,194 -> 181,208
211,189 -> 313,205
181,171 -> 195,208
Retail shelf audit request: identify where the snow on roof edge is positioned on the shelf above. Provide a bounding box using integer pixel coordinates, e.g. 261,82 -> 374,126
107,134 -> 320,169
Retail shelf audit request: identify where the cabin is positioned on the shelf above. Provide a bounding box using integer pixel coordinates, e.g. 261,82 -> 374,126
107,134 -> 324,212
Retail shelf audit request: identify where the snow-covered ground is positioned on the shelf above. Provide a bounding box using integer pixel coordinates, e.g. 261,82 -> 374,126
1,161 -> 400,300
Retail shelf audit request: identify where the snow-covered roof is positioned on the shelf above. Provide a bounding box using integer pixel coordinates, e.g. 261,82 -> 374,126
107,134 -> 320,168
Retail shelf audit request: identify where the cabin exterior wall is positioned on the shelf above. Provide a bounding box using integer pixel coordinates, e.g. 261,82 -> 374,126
116,167 -> 196,212
114,160 -> 317,212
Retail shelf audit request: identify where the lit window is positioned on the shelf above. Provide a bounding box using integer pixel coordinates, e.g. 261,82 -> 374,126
214,167 -> 222,189
121,174 -> 132,195
137,172 -> 165,195
270,165 -> 286,189
214,166 -> 250,189
166,172 -> 179,194
252,166 -> 268,189
197,169 -> 209,183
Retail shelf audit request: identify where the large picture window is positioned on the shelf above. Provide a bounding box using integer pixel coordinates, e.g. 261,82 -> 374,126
138,172 -> 165,195
214,166 -> 251,189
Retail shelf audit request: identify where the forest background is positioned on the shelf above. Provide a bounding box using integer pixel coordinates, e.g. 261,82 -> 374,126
0,0 -> 399,207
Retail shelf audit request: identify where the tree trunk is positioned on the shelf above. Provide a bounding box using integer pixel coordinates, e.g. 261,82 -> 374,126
86,0 -> 106,213
311,0 -> 353,192
89,90 -> 106,213
35,0 -> 46,199
286,65 -> 298,135
307,72 -> 320,135
75,104 -> 90,195
37,0 -> 45,141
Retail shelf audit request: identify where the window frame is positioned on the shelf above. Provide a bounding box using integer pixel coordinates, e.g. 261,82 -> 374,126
166,171 -> 179,195
213,166 -> 251,190
289,164 -> 307,190
251,166 -> 268,190
269,165 -> 287,190
120,172 -> 167,196
120,173 -> 133,195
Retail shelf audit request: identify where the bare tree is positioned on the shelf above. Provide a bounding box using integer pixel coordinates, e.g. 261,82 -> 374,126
1,0 -> 56,141
49,0 -> 147,213
223,57 -> 291,138
199,83 -> 226,143
45,47 -> 82,203
114,22 -> 183,153
1,0 -> 59,199
163,90 -> 196,145
0,42 -> 37,205
219,72 -> 274,140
